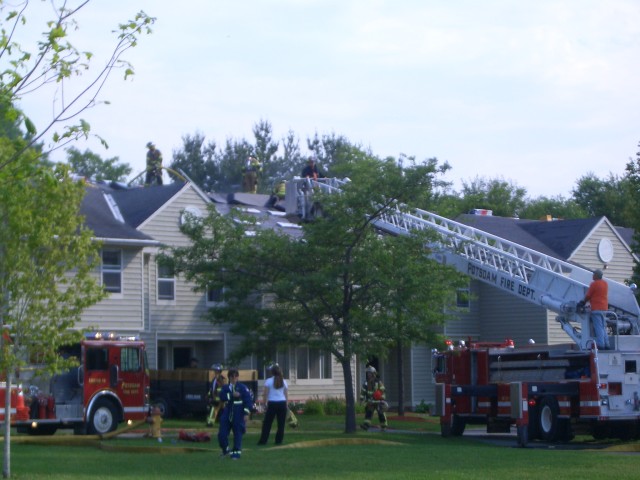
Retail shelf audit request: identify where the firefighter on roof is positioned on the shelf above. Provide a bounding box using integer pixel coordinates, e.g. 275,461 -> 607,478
242,156 -> 261,193
360,365 -> 388,431
145,142 -> 163,186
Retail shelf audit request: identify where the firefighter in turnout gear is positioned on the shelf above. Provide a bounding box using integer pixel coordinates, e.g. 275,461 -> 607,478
360,366 -> 388,431
207,364 -> 227,426
242,156 -> 261,193
217,369 -> 253,460
145,142 -> 163,186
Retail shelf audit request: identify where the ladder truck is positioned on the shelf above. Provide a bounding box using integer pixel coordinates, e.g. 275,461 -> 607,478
287,177 -> 640,446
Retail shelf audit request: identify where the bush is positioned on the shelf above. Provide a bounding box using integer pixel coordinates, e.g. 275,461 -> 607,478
414,400 -> 431,414
323,397 -> 346,415
303,398 -> 325,416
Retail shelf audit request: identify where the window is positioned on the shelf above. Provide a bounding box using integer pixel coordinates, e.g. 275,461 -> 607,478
296,347 -> 332,379
456,285 -> 470,309
157,263 -> 175,301
102,249 -> 122,293
86,348 -> 109,371
121,347 -> 141,372
207,286 -> 226,304
257,351 -> 290,380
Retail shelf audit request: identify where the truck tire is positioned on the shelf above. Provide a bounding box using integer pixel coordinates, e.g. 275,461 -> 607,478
538,396 -> 559,442
88,399 -> 118,435
441,415 -> 465,437
450,415 -> 466,436
156,398 -> 172,419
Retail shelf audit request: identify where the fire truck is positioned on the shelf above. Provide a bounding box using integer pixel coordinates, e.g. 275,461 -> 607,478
289,177 -> 640,446
1,332 -> 150,435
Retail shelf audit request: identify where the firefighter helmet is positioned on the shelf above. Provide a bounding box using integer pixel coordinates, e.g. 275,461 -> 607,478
211,363 -> 223,372
365,366 -> 377,374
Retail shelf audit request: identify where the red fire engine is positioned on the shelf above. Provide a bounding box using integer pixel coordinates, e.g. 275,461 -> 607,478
291,178 -> 640,446
1,332 -> 150,435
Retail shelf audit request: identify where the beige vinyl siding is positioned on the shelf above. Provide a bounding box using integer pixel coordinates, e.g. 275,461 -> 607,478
444,281 -> 481,339
570,222 -> 635,283
77,247 -> 144,332
478,283 -> 548,346
411,344 -> 435,407
141,187 -> 215,335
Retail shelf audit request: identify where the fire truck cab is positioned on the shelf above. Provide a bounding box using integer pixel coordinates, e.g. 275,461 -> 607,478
2,332 -> 150,435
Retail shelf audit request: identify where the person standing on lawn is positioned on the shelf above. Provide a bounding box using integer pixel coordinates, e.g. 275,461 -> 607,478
217,369 -> 253,459
257,363 -> 289,445
360,365 -> 388,431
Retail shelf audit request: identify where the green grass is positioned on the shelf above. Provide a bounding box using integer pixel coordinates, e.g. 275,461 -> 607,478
4,414 -> 640,479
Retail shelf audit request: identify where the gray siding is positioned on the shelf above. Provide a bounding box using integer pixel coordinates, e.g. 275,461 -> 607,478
78,247 -> 145,332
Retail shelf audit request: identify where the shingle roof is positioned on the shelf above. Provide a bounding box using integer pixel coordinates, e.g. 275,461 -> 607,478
455,214 -> 605,261
107,182 -> 186,228
81,185 -> 155,243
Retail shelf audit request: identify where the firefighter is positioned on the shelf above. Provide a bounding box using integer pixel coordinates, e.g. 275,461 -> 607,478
145,142 -> 163,186
242,156 -> 261,193
217,369 -> 253,459
267,180 -> 287,208
206,363 -> 226,426
360,365 -> 388,431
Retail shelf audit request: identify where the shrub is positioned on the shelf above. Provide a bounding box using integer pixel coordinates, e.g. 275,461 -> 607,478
323,397 -> 346,415
414,400 -> 431,414
303,398 -> 325,416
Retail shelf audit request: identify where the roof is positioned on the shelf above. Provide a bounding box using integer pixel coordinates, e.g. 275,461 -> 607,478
455,214 -> 607,261
219,192 -> 304,239
81,184 -> 156,244
106,181 -> 186,228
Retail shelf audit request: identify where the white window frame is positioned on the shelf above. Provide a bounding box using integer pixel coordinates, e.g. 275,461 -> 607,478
101,249 -> 122,296
456,284 -> 471,310
157,263 -> 175,303
295,346 -> 332,381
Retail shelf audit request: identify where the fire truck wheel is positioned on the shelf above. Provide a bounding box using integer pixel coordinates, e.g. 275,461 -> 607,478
537,396 -> 559,442
88,399 -> 118,435
156,398 -> 172,419
441,415 -> 465,437
450,415 -> 466,436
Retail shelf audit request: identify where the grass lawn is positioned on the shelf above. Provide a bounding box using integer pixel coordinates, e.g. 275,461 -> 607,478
4,414 -> 640,479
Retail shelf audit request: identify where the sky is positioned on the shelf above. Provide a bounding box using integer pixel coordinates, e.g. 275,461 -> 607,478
11,0 -> 640,198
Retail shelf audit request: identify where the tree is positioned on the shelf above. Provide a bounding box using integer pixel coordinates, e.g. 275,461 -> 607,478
169,132 -> 218,191
168,156 -> 464,433
0,140 -> 106,478
65,146 -> 131,182
0,0 -> 155,169
572,172 -> 633,226
457,176 -> 527,218
518,195 -> 587,221
623,141 -> 640,290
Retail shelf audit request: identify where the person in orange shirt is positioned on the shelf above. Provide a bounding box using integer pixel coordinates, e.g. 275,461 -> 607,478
581,269 -> 610,349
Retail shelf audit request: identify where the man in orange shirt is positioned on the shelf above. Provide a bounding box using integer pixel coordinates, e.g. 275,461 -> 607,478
582,269 -> 610,349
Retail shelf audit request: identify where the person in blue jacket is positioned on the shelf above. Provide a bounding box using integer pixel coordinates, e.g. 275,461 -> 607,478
217,369 -> 253,459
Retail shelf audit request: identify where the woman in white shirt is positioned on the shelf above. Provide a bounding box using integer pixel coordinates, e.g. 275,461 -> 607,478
257,363 -> 288,445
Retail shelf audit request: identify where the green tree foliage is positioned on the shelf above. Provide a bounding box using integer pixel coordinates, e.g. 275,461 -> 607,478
571,172 -> 633,226
0,139 -> 106,477
518,195 -> 587,221
457,176 -> 527,218
624,141 -> 640,289
65,146 -> 132,182
0,0 -> 155,169
168,132 -> 218,191
168,156 -> 464,433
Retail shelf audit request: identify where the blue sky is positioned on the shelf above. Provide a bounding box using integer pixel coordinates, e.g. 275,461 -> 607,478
13,0 -> 640,197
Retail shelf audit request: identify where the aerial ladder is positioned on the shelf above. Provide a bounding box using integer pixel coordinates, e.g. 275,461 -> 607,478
286,177 -> 640,444
286,177 -> 640,351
